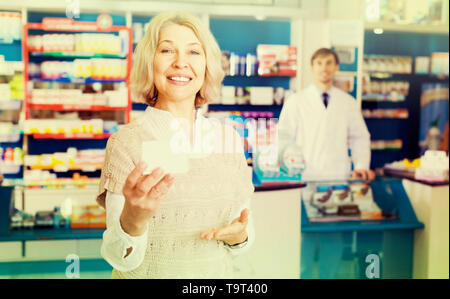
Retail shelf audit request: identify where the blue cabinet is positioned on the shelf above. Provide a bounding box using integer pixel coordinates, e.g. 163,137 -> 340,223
301,177 -> 424,279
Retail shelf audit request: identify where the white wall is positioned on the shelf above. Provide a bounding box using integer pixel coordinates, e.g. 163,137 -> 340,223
296,0 -> 329,89
298,20 -> 330,88
327,0 -> 365,20
297,0 -> 364,100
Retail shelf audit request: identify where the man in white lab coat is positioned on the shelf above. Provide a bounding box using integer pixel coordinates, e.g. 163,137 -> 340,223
280,48 -> 375,278
278,48 -> 374,181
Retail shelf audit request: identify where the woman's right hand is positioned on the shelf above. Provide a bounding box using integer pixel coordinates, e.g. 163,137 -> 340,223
120,161 -> 175,236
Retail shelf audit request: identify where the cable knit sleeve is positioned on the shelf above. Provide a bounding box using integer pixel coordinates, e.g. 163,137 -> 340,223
96,125 -> 143,208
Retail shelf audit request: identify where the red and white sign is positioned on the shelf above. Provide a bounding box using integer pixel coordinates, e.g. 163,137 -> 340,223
257,44 -> 297,77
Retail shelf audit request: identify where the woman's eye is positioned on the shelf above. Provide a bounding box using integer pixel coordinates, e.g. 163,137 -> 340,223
190,50 -> 201,55
161,49 -> 173,53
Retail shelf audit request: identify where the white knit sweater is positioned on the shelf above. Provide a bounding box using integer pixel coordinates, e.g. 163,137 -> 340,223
97,106 -> 255,278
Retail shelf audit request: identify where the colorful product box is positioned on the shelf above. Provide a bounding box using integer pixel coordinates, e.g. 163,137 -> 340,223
257,44 -> 297,77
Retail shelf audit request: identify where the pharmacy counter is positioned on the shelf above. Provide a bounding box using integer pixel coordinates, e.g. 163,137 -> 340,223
383,168 -> 449,187
300,177 -> 424,279
383,169 -> 449,279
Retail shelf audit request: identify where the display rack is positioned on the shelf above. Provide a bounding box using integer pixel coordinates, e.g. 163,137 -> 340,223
363,30 -> 449,169
23,18 -> 132,122
21,16 -> 132,190
0,11 -> 24,180
206,18 -> 297,165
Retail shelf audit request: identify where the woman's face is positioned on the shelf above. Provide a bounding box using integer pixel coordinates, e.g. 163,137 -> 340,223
153,23 -> 206,105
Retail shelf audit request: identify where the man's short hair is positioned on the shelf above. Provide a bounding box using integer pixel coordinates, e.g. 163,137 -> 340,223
311,48 -> 340,65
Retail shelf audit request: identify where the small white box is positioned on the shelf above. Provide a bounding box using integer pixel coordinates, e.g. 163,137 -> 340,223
220,86 -> 236,105
141,140 -> 189,175
415,56 -> 430,75
250,86 -> 274,105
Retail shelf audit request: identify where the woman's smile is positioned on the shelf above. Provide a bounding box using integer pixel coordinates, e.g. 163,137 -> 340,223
166,74 -> 193,86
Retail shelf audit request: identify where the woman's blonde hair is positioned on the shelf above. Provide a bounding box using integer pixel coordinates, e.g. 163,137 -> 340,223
130,11 -> 224,107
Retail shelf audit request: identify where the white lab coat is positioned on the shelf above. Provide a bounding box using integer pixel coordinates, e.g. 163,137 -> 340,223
278,84 -> 371,181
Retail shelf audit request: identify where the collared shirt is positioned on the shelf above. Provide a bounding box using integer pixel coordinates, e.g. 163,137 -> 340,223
278,84 -> 371,181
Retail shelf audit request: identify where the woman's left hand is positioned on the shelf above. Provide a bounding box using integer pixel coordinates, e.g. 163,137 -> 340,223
200,209 -> 249,246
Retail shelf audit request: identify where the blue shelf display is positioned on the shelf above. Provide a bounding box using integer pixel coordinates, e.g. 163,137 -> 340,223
300,177 -> 424,279
209,19 -> 292,114
363,31 -> 449,169
210,19 -> 291,91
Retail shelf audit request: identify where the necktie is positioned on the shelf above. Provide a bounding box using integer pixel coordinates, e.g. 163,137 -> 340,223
322,92 -> 329,109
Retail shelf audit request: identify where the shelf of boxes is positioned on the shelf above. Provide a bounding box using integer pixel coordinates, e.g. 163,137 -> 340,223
24,148 -> 104,172
28,88 -> 128,110
216,46 -> 296,109
361,79 -> 410,102
363,55 -> 413,75
0,15 -> 25,180
361,55 -> 416,169
23,176 -> 100,188
0,161 -> 22,175
21,17 -> 132,191
0,11 -> 22,44
23,19 -> 132,121
362,50 -> 449,171
28,104 -> 125,111
370,139 -> 403,151
362,108 -> 409,119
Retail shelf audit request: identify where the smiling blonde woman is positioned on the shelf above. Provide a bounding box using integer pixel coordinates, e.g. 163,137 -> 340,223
131,11 -> 223,107
97,11 -> 255,279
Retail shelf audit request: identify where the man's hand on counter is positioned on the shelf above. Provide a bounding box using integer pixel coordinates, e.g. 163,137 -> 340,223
352,169 -> 376,182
